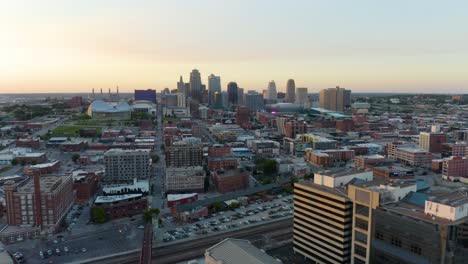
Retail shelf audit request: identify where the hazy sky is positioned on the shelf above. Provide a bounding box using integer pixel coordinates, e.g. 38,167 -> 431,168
1,0 -> 467,94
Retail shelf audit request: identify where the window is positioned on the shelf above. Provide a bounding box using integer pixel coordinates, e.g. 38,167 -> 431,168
375,232 -> 384,240
410,244 -> 422,255
391,236 -> 402,247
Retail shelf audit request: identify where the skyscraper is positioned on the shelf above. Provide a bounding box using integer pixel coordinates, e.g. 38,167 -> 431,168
245,91 -> 264,112
227,82 -> 239,106
213,91 -> 223,109
286,79 -> 296,103
295,87 -> 308,107
208,74 -> 221,107
177,76 -> 186,95
189,69 -> 202,101
267,80 -> 277,101
237,88 -> 244,105
319,86 -> 351,112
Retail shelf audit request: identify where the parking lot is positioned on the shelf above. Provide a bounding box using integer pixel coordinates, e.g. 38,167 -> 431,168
160,194 -> 294,243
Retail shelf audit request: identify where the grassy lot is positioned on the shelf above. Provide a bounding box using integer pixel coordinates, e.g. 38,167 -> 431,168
51,125 -> 102,137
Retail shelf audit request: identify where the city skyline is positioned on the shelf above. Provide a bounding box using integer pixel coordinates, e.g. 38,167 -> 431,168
1,1 -> 468,94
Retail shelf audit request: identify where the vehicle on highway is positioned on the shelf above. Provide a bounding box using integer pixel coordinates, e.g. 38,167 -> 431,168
82,247 -> 87,252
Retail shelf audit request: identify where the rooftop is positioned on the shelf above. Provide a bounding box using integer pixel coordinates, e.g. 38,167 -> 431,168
317,167 -> 369,178
29,160 -> 60,169
89,100 -> 131,113
95,193 -> 142,204
428,188 -> 468,207
206,238 -> 280,264
167,193 -> 197,202
17,175 -> 70,193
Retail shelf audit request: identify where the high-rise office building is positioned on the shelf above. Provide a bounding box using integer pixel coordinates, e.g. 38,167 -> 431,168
286,79 -> 296,103
213,91 -> 223,109
189,69 -> 202,101
267,80 -> 277,101
238,88 -> 244,105
227,82 -> 239,106
319,86 -> 351,112
295,87 -> 308,107
293,169 -> 373,264
293,180 -> 353,263
245,91 -> 264,112
175,92 -> 186,108
208,74 -> 221,107
177,76 -> 186,95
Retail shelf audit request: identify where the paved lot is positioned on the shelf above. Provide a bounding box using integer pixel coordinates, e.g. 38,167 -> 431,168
6,221 -> 144,264
159,194 -> 294,243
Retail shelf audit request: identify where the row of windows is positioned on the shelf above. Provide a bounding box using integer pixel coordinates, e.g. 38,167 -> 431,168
294,191 -> 351,213
294,220 -> 350,249
295,186 -> 350,206
294,213 -> 351,238
295,203 -> 352,226
294,233 -> 350,264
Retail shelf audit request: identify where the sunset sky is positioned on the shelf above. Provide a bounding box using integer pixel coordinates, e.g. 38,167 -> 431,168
1,0 -> 467,94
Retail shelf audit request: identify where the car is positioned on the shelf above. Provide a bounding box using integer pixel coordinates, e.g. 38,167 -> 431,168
39,251 -> 44,258
47,250 -> 53,256
64,246 -> 69,253
55,248 -> 61,255
53,239 -> 58,244
82,248 -> 87,252
137,225 -> 145,229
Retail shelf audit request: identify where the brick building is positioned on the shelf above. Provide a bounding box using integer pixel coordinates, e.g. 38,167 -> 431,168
284,120 -> 307,139
165,166 -> 205,193
212,169 -> 249,194
305,149 -> 355,167
15,152 -> 47,165
419,132 -> 447,153
235,106 -> 250,127
208,144 -> 231,157
442,156 -> 468,182
2,172 -> 75,242
394,147 -> 433,167
72,171 -> 99,204
16,137 -> 40,150
353,155 -> 386,169
59,140 -> 88,152
207,157 -> 238,171
167,193 -> 198,208
92,194 -> 148,221
24,161 -> 61,176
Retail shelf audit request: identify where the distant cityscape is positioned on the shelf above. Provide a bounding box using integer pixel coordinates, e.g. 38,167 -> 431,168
0,68 -> 467,264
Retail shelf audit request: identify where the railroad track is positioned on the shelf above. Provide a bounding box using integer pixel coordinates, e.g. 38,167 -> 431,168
82,218 -> 292,264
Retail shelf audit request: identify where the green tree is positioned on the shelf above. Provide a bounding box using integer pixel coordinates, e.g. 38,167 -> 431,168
92,207 -> 108,223
152,154 -> 160,163
211,201 -> 224,212
261,178 -> 272,185
71,154 -> 80,163
11,158 -> 18,166
143,208 -> 160,223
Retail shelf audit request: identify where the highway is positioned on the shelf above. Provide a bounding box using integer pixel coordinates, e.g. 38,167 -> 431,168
80,217 -> 292,264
